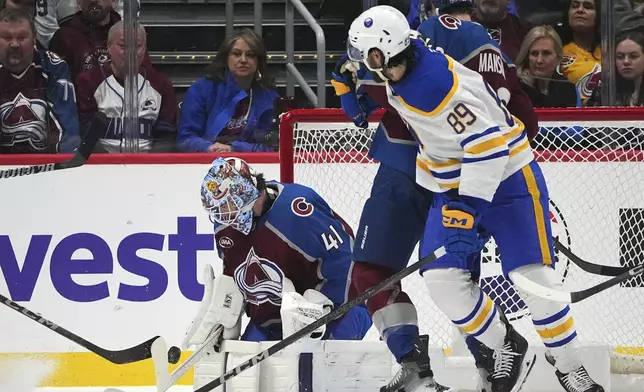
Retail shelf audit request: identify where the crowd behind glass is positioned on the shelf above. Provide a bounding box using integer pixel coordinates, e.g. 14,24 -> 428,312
0,0 -> 642,154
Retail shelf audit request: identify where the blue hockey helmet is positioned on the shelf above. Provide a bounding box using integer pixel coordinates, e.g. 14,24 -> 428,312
201,157 -> 260,235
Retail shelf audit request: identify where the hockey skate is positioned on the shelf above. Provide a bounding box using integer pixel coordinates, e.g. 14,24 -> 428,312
487,322 -> 536,392
381,335 -> 447,392
545,353 -> 605,392
469,340 -> 494,392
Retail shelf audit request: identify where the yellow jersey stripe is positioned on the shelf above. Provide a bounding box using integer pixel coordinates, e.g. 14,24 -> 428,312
509,138 -> 530,158
395,57 -> 458,117
465,134 -> 507,155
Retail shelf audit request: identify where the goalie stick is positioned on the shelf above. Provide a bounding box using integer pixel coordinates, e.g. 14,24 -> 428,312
509,262 -> 644,304
193,246 -> 447,392
0,112 -> 105,180
0,293 -> 180,364
554,238 -> 634,276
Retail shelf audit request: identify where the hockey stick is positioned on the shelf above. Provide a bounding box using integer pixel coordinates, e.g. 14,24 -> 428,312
193,246 -> 447,392
554,237 -> 634,277
154,327 -> 222,392
0,112 -> 106,179
509,262 -> 644,304
0,293 -> 181,364
106,330 -> 220,392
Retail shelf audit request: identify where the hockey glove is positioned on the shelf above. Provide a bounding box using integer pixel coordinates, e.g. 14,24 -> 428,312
441,201 -> 481,261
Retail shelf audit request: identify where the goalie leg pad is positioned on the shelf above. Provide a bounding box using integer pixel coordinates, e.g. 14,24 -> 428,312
423,267 -> 506,350
183,266 -> 244,349
352,261 -> 418,362
511,264 -> 581,373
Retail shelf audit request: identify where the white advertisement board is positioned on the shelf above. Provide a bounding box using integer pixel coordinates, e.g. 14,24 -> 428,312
0,159 -> 641,388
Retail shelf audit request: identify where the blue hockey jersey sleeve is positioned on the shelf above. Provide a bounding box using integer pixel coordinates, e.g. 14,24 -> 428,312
331,55 -> 378,128
265,183 -> 354,308
41,51 -> 80,153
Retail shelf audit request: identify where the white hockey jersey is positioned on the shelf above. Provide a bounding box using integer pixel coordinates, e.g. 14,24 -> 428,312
386,40 -> 533,208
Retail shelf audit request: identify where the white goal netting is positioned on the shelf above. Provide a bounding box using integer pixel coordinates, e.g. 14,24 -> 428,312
279,108 -> 644,374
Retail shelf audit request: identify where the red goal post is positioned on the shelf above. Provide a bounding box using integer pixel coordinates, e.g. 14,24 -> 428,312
279,107 -> 644,374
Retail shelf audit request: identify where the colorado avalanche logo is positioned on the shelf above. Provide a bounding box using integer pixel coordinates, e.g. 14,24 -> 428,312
82,48 -> 110,72
577,64 -> 602,98
141,98 -> 157,112
438,14 -> 461,30
291,197 -> 314,217
45,51 -> 64,65
479,199 -> 571,322
234,248 -> 284,306
487,27 -> 501,44
0,93 -> 51,150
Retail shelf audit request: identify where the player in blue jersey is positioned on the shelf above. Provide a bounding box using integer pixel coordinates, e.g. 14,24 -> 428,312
347,5 -> 604,392
417,0 -> 538,140
183,157 -> 372,356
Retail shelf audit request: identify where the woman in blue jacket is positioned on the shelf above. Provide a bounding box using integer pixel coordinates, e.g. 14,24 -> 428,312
178,29 -> 280,152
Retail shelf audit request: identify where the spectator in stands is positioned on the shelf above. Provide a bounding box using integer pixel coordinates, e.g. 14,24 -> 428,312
1,0 -> 43,49
585,30 -> 644,148
614,30 -> 644,106
516,25 -> 579,107
558,0 -> 602,102
49,0 -> 118,80
588,30 -> 644,106
0,8 -> 79,153
472,0 -> 533,61
49,0 -> 149,81
178,29 -> 279,153
35,0 -> 134,50
75,21 -> 176,153
1,0 -> 35,19
617,0 -> 644,36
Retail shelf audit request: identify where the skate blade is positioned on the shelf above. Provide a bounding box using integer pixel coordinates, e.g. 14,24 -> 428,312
509,351 -> 537,392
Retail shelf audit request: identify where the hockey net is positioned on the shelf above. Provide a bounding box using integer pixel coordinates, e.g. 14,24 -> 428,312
279,107 -> 644,375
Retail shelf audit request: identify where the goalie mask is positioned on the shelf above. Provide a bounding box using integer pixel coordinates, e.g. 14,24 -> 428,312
201,157 -> 260,235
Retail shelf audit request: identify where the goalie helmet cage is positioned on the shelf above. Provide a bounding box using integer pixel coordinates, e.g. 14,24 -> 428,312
279,107 -> 644,376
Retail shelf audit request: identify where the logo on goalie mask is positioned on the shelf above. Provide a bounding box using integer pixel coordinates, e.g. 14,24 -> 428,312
234,247 -> 284,306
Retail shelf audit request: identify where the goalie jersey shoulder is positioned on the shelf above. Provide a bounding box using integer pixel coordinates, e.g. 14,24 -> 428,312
265,182 -> 354,260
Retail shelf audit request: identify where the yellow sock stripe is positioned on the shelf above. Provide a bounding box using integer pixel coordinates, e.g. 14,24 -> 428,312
460,296 -> 494,334
536,317 -> 575,339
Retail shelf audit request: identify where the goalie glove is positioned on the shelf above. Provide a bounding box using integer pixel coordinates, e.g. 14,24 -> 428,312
280,277 -> 333,339
182,265 -> 245,351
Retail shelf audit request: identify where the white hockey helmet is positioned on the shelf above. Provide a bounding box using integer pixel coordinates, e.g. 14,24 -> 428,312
347,5 -> 412,71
